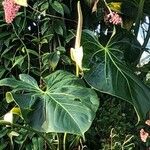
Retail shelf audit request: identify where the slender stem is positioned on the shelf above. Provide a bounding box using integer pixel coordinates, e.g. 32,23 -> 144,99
75,1 -> 83,77
103,0 -> 112,13
106,26 -> 116,47
121,135 -> 134,150
63,133 -> 67,150
37,19 -> 42,86
76,63 -> 79,77
56,133 -> 60,150
12,24 -> 30,74
110,128 -> 113,150
36,0 -> 43,86
0,121 -> 53,149
57,35 -> 61,47
75,1 -> 83,49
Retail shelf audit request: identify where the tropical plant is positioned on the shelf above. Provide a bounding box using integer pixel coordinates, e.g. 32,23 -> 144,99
0,0 -> 150,149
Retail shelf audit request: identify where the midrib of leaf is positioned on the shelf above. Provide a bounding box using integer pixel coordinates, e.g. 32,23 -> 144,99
45,92 -> 82,134
104,50 -> 108,83
106,50 -> 128,82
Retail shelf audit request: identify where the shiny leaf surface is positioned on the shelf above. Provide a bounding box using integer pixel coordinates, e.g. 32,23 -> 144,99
0,70 -> 99,135
82,30 -> 150,120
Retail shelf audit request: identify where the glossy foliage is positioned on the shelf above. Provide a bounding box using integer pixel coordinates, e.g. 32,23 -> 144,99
0,70 -> 99,135
82,30 -> 150,120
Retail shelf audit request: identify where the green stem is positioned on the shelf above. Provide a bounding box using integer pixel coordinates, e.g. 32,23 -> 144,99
0,121 -> 53,150
106,26 -> 116,47
76,63 -> 79,77
110,128 -> 114,150
121,135 -> 134,150
37,21 -> 42,86
56,133 -> 60,150
63,133 -> 67,150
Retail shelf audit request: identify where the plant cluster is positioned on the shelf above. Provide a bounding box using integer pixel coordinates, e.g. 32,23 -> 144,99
0,0 -> 150,149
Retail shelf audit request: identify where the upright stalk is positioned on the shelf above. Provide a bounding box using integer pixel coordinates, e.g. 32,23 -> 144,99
75,1 -> 83,77
63,133 -> 67,150
38,24 -> 42,86
37,0 -> 42,86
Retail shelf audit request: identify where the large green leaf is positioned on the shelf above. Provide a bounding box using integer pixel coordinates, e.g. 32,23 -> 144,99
82,30 -> 150,120
0,70 -> 99,135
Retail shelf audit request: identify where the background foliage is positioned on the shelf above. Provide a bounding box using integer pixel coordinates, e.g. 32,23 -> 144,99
0,0 -> 150,149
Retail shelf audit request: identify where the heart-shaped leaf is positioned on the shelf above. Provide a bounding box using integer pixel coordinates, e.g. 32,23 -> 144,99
0,70 -> 99,135
82,30 -> 150,121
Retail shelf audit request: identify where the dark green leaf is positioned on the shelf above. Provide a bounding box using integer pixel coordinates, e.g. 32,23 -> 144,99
66,30 -> 75,43
0,127 -> 8,138
56,46 -> 66,53
53,20 -> 64,36
42,52 -> 60,71
40,2 -> 49,11
12,56 -> 25,68
51,1 -> 64,16
61,55 -> 72,65
82,30 -> 150,120
0,66 -> 6,79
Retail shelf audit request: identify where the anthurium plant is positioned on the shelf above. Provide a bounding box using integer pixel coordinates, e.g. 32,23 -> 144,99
0,0 -> 150,149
